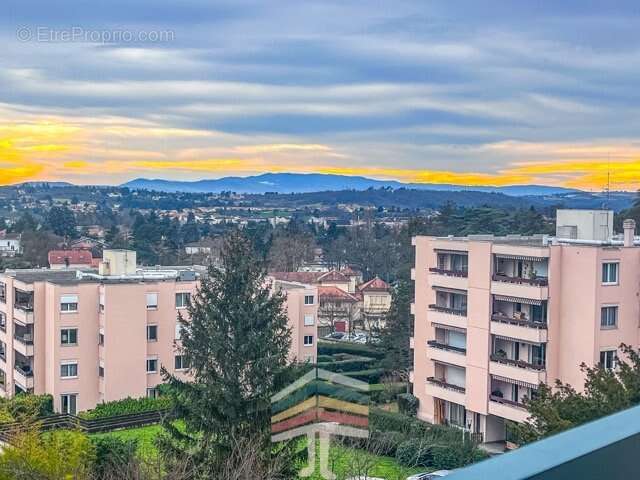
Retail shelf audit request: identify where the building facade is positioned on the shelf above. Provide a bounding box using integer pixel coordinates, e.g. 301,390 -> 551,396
0,233 -> 21,257
411,211 -> 640,443
0,250 -> 317,414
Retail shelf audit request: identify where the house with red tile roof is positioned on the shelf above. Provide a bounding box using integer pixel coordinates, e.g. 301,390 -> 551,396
48,250 -> 95,270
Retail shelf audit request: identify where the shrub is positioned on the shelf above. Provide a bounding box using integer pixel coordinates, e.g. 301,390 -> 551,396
397,393 -> 419,416
342,368 -> 386,383
369,383 -> 406,404
7,394 -> 54,420
317,340 -> 385,359
91,436 -> 138,478
432,441 -> 490,469
395,438 -> 433,467
316,354 -> 334,363
369,430 -> 407,457
79,396 -> 171,420
319,357 -> 375,373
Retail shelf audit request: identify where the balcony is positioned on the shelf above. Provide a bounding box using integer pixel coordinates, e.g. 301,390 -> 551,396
13,306 -> 34,324
491,314 -> 548,344
429,270 -> 468,291
427,339 -> 466,366
491,278 -> 548,301
488,395 -> 530,423
14,362 -> 34,390
492,274 -> 548,287
428,304 -> 467,316
410,337 -> 415,349
429,267 -> 468,278
489,355 -> 546,386
426,376 -> 466,405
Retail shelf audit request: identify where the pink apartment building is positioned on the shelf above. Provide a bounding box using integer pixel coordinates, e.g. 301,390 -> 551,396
411,210 -> 640,443
0,249 -> 317,414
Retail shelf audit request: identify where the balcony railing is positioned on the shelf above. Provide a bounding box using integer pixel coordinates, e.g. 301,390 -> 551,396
429,267 -> 468,278
14,303 -> 34,312
14,333 -> 34,346
428,304 -> 467,316
490,394 -> 527,409
14,364 -> 33,377
492,274 -> 548,287
427,340 -> 467,354
427,376 -> 466,393
490,354 -> 545,371
491,313 -> 547,329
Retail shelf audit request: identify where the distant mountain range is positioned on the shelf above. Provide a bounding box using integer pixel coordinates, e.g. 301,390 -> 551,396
122,173 -> 580,197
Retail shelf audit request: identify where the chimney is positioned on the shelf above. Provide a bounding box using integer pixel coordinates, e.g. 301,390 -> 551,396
623,219 -> 636,247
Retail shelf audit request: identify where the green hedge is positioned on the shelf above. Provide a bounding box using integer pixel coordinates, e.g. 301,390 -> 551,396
368,383 -> 406,404
0,394 -> 54,422
342,368 -> 386,383
317,340 -> 385,359
318,357 -> 376,373
272,380 -> 370,414
79,396 -> 172,420
398,393 -> 419,416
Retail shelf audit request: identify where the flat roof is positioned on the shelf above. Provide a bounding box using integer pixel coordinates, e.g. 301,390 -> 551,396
448,404 -> 640,480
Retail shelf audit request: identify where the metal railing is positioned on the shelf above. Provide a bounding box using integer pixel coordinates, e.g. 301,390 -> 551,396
489,394 -> 527,409
427,340 -> 467,354
14,365 -> 33,377
0,409 -> 169,443
492,274 -> 548,287
491,314 -> 547,329
428,304 -> 467,316
14,334 -> 34,346
427,376 -> 466,393
490,354 -> 545,371
429,267 -> 468,278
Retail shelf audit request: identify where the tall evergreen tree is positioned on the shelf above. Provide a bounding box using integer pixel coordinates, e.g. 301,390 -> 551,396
379,280 -> 413,377
160,231 -> 293,477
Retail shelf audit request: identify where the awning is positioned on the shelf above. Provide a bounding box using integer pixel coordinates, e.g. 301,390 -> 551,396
491,374 -> 539,390
493,294 -> 542,306
432,286 -> 467,295
495,254 -> 546,262
493,334 -> 544,345
435,249 -> 468,256
431,322 -> 466,334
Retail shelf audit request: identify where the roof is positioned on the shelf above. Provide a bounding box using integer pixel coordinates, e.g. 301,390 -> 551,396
358,276 -> 390,292
317,270 -> 349,282
48,250 -> 93,265
270,271 -> 324,284
318,286 -> 359,302
340,266 -> 361,276
447,404 -> 640,480
0,232 -> 20,240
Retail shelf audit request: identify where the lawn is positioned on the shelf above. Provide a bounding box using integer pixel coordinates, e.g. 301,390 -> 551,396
91,425 -> 424,479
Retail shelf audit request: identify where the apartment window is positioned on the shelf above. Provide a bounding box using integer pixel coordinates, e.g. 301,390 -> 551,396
60,362 -> 78,378
447,402 -> 466,428
60,295 -> 79,313
98,332 -> 104,346
99,293 -> 105,313
0,369 -> 5,390
175,323 -> 182,340
0,341 -> 5,362
174,354 -> 190,370
98,365 -> 104,377
146,387 -> 158,399
0,282 -> 5,303
303,335 -> 314,346
600,350 -> 617,370
146,358 -> 158,373
602,262 -> 619,284
175,292 -> 190,309
0,312 -> 5,332
146,292 -> 158,310
61,328 -> 78,346
304,295 -> 315,305
60,393 -> 77,415
147,325 -> 158,342
601,306 -> 618,329
304,314 -> 315,326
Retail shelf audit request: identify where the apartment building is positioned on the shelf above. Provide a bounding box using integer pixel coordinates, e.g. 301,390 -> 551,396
0,250 -> 317,414
411,210 -> 640,443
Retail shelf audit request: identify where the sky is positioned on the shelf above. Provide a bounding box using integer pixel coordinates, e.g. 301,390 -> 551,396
2,0 -> 640,189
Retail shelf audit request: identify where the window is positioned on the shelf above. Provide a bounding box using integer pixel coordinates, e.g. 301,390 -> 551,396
0,369 -> 5,390
99,293 -> 105,313
146,387 -> 158,398
447,402 -> 466,427
175,292 -> 190,309
175,355 -> 190,370
0,282 -> 5,303
98,365 -> 104,377
147,325 -> 158,342
60,295 -> 79,312
303,335 -> 314,346
304,295 -> 315,305
60,393 -> 77,415
61,328 -> 78,346
600,350 -> 617,370
98,332 -> 104,346
601,306 -> 618,329
0,312 -> 5,332
146,358 -> 158,373
602,262 -> 619,284
0,341 -> 5,362
60,362 -> 78,378
304,315 -> 315,326
175,323 -> 182,340
146,292 -> 158,310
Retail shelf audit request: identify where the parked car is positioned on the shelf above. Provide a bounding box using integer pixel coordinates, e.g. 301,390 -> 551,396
406,470 -> 452,480
325,331 -> 345,340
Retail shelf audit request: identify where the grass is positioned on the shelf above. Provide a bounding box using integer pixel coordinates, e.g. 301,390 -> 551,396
91,424 -> 425,479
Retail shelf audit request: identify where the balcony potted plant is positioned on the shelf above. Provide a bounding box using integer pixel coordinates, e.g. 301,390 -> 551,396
491,389 -> 503,398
